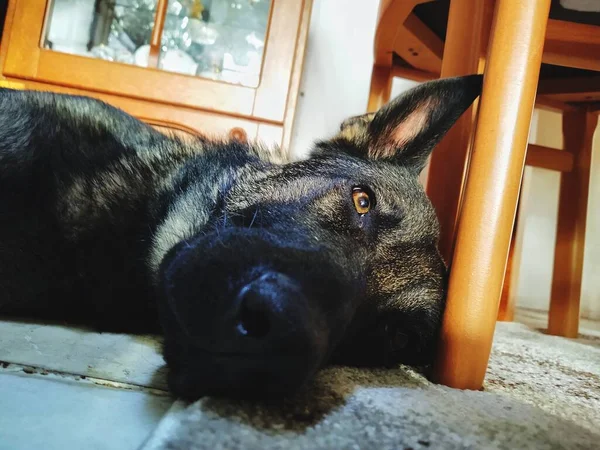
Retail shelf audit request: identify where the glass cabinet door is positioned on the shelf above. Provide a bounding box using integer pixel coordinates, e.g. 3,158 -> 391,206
159,0 -> 271,87
43,0 -> 272,88
44,0 -> 159,67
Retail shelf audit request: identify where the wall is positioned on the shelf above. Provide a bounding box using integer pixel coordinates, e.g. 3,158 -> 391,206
514,110 -> 600,320
582,122 -> 600,320
289,0 -> 418,160
510,111 -> 559,313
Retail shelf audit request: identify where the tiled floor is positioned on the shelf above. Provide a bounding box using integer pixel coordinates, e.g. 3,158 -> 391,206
0,370 -> 173,450
0,319 -> 175,450
1,309 -> 598,450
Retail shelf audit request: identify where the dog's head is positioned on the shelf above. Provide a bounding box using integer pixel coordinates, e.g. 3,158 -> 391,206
157,75 -> 482,399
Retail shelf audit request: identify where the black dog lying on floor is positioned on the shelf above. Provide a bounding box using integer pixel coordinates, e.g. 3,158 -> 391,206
0,75 -> 482,399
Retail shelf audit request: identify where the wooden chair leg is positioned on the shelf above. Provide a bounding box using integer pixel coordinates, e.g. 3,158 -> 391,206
425,0 -> 493,263
432,0 -> 551,390
548,109 -> 598,337
367,65 -> 393,113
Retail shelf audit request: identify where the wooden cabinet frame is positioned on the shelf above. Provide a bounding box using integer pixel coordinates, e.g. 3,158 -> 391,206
0,0 -> 312,148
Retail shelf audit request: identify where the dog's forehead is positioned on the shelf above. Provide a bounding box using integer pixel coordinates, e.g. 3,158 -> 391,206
228,154 -> 428,213
308,156 -> 424,199
292,154 -> 413,183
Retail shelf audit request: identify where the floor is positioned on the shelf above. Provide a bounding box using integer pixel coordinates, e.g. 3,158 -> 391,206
0,309 -> 598,450
0,319 -> 173,450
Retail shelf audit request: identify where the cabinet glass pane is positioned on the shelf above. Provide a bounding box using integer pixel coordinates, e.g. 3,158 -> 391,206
155,0 -> 271,87
44,0 -> 159,67
43,0 -> 272,88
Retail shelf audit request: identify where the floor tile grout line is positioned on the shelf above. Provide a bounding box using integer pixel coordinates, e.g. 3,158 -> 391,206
0,359 -> 172,397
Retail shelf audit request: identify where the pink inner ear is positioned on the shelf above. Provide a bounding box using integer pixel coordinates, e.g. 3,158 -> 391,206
390,98 -> 435,150
368,97 -> 437,159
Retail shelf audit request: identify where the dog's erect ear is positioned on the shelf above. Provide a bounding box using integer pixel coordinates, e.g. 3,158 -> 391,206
337,75 -> 483,173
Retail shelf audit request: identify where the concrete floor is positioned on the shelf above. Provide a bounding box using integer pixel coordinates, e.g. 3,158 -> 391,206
0,309 -> 598,450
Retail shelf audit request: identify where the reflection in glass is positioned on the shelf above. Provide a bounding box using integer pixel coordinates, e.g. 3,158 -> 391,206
43,0 -> 271,87
44,0 -> 158,66
158,0 -> 271,87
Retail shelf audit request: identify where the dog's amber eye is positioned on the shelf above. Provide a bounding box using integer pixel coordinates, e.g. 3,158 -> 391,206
352,188 -> 371,214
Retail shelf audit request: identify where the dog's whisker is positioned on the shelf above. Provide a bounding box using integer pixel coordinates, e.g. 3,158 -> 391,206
248,208 -> 259,229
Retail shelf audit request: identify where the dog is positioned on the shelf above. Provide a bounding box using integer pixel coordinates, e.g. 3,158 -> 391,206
0,75 -> 482,399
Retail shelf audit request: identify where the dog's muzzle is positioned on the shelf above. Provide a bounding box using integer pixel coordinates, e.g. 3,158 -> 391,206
157,228 -> 362,399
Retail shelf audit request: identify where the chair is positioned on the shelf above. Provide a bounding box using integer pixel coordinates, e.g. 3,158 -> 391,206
368,0 -> 599,390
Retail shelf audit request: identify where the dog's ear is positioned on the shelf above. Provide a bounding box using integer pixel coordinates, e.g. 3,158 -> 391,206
336,75 -> 483,173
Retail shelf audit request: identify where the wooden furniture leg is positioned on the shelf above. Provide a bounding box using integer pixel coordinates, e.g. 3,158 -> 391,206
425,0 -> 493,263
548,109 -> 598,337
367,65 -> 393,113
368,0 -> 434,113
432,0 -> 551,390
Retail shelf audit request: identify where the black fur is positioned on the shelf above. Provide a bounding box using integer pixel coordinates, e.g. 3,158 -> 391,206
0,75 -> 482,399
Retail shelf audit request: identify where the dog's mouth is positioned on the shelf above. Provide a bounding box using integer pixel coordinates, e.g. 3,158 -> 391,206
163,340 -> 325,400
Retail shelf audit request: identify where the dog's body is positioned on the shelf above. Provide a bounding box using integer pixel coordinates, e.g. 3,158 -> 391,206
0,91 -> 272,330
0,76 -> 482,399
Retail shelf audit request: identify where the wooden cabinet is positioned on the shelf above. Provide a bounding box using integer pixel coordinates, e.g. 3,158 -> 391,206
0,0 -> 312,148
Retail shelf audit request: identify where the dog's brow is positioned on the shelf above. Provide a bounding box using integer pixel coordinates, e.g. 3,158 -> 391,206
279,177 -> 350,208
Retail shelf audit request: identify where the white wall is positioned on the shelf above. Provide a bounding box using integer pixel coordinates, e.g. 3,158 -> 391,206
515,111 -> 600,320
582,125 -> 600,320
289,0 -> 418,160
512,111 -> 560,312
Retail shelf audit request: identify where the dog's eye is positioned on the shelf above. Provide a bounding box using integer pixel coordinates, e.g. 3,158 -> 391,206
352,187 -> 371,214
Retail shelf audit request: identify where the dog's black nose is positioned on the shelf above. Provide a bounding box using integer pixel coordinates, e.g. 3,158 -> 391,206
183,270 -> 324,396
160,245 -> 334,398
235,272 -> 300,340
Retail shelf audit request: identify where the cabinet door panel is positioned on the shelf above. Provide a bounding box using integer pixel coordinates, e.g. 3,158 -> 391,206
2,0 -> 305,123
